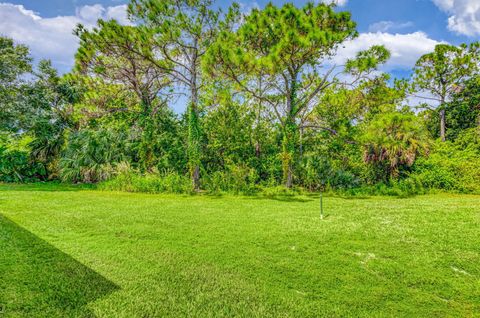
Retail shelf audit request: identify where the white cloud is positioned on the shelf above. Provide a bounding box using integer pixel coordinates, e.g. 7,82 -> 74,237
368,21 -> 414,33
0,2 -> 131,72
432,0 -> 480,36
319,0 -> 348,7
76,4 -> 105,24
334,32 -> 446,70
105,5 -> 131,26
432,0 -> 454,11
239,1 -> 260,15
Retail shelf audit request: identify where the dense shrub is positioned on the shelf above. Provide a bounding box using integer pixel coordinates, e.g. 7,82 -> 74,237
202,164 -> 259,195
0,147 -> 45,182
100,163 -> 191,194
299,155 -> 360,191
409,140 -> 480,193
59,129 -> 127,183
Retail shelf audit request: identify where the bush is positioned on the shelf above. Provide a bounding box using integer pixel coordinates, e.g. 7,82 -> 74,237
0,147 -> 45,182
299,155 -> 360,191
341,135 -> 480,197
396,176 -> 426,196
100,164 -> 191,194
409,140 -> 480,193
202,164 -> 259,195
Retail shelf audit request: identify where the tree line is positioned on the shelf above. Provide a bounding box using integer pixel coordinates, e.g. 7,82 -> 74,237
1,0 -> 479,195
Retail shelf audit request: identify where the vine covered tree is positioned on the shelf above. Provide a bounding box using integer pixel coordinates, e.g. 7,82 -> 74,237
128,0 -> 222,190
444,75 -> 480,140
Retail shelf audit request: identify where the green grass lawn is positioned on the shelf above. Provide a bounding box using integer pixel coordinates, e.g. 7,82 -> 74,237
1,184 -> 479,317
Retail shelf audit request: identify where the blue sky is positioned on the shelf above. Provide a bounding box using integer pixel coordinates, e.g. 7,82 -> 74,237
0,0 -> 479,111
0,0 -> 477,45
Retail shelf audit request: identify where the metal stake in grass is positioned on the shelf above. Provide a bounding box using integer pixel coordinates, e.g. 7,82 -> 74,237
320,181 -> 325,220
320,190 -> 324,220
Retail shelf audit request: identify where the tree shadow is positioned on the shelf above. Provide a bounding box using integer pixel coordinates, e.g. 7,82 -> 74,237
0,215 -> 119,317
249,195 -> 314,203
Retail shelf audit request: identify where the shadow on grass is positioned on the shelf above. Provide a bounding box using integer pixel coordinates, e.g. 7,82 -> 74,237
0,215 -> 119,317
0,182 -> 95,192
201,191 -> 315,202
249,195 -> 315,203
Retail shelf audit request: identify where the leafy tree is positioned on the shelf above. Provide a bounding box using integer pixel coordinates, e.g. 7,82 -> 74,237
0,36 -> 33,133
298,75 -> 406,188
134,107 -> 187,173
205,2 -> 389,187
75,20 -> 171,114
128,0 -> 223,190
69,75 -> 138,128
411,42 -> 480,141
75,20 -> 175,171
444,75 -> 480,140
0,37 -> 31,85
1,38 -> 77,179
26,60 -> 80,178
202,89 -> 277,177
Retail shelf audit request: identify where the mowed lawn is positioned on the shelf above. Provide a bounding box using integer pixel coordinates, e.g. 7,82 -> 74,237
0,184 -> 479,317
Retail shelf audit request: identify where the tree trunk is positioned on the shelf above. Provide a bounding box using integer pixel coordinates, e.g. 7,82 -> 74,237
299,126 -> 304,159
282,122 -> 295,189
188,87 -> 201,191
286,162 -> 293,188
282,72 -> 299,189
439,108 -> 446,142
140,98 -> 155,171
188,50 -> 201,191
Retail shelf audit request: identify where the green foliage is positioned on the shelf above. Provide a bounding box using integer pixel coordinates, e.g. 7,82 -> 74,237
299,155 -> 360,191
0,36 -> 32,85
0,136 -> 45,182
128,0 -> 222,190
206,2 -> 358,76
202,164 -> 259,195
444,75 -> 480,141
100,166 -> 191,194
202,96 -> 278,180
345,45 -> 391,75
0,148 -> 44,182
75,20 -> 170,110
187,102 -> 202,189
412,43 -> 479,98
28,120 -> 65,179
410,137 -> 480,193
136,108 -> 187,173
206,2 -> 391,187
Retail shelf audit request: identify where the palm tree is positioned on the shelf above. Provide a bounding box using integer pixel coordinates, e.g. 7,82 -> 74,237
59,129 -> 126,183
362,112 -> 430,181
